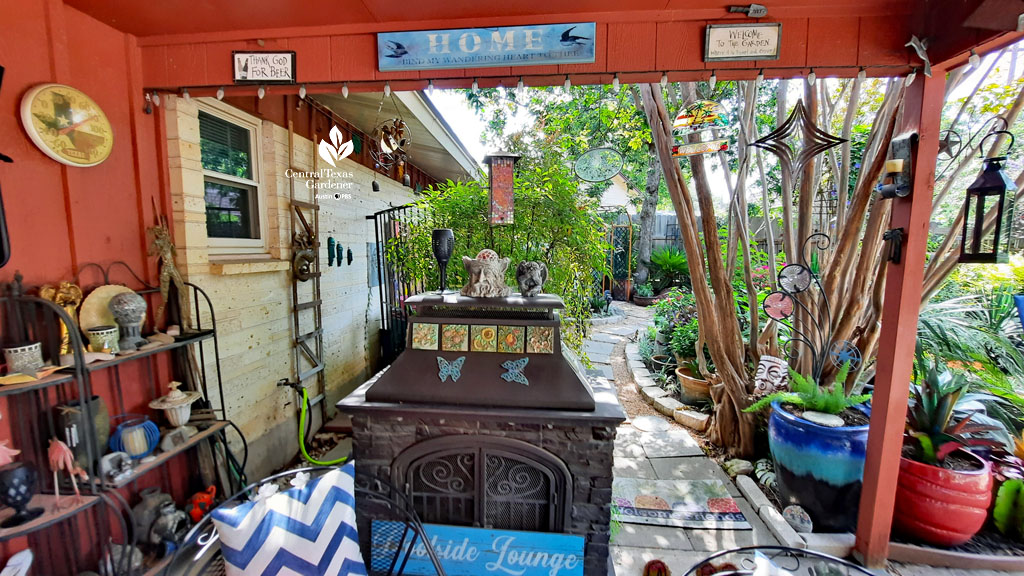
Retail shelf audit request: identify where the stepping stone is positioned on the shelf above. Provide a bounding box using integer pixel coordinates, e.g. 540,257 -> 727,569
614,442 -> 647,458
591,332 -> 624,343
584,340 -> 615,356
611,547 -> 709,576
640,430 -> 703,458
589,353 -> 612,365
612,523 -> 693,550
613,456 -> 658,479
686,498 -> 779,551
628,360 -> 646,369
586,365 -> 613,379
650,457 -> 740,496
631,415 -> 672,433
605,326 -> 640,336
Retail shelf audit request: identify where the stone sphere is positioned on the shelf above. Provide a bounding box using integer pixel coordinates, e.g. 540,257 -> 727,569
109,292 -> 147,326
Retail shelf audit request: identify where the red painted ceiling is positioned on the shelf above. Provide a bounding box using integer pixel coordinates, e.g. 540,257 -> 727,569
64,0 -> 910,37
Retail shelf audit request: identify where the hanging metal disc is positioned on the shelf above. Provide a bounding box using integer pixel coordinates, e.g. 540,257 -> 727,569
779,264 -> 813,294
763,291 -> 795,320
829,340 -> 862,371
574,147 -> 624,182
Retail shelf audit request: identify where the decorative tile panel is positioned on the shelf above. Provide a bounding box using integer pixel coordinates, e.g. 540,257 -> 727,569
471,325 -> 498,353
441,324 -> 469,352
497,326 -> 525,354
411,323 -> 439,350
526,326 -> 555,354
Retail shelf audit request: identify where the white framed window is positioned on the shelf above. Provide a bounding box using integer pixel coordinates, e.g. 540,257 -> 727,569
197,100 -> 267,254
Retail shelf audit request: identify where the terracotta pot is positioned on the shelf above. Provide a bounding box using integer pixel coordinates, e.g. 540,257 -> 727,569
892,449 -> 992,547
674,366 -> 711,404
649,354 -> 676,374
633,294 -> 658,307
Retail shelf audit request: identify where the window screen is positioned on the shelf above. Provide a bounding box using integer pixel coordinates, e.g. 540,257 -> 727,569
199,111 -> 253,180
199,111 -> 259,240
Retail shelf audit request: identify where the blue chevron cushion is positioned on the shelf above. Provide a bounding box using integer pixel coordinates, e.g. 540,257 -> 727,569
210,462 -> 367,575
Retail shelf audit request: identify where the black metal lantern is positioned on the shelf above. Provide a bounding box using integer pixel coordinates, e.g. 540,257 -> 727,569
959,131 -> 1017,264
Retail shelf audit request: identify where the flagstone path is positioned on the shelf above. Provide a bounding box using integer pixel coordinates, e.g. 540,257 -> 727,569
584,303 -> 779,576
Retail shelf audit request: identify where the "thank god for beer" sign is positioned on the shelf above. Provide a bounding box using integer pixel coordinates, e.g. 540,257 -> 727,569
377,23 -> 596,72
371,520 -> 585,576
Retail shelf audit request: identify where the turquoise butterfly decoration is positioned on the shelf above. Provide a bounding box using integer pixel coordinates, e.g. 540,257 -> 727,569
437,356 -> 465,383
500,357 -> 529,386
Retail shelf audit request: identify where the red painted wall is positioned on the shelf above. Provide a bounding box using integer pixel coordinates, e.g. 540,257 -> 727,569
0,2 -> 185,571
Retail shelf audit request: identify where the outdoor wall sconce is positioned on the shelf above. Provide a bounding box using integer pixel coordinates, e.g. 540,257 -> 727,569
484,151 -> 520,225
877,133 -> 917,199
959,131 -> 1017,264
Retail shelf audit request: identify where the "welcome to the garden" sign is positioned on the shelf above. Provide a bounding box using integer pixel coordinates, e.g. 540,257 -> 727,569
371,520 -> 585,576
377,23 -> 596,72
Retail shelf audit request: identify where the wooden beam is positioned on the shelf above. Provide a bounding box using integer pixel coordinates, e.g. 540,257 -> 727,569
853,71 -> 944,568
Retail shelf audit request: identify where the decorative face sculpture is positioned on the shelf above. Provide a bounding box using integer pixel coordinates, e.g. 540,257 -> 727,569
754,355 -> 788,395
515,261 -> 548,297
460,249 -> 512,298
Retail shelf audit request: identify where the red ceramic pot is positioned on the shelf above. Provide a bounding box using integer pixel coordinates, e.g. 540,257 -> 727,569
892,449 -> 992,547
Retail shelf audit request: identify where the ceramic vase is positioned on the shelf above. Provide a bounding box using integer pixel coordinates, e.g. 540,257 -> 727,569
87,326 -> 120,355
57,395 -> 109,469
109,292 -> 148,352
3,342 -> 43,375
768,400 -> 869,532
0,463 -> 43,528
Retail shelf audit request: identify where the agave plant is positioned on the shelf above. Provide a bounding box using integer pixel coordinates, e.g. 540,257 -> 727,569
744,361 -> 871,416
907,346 -> 999,465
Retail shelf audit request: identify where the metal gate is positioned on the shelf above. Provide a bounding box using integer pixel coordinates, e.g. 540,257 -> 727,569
367,203 -> 426,366
605,216 -> 633,300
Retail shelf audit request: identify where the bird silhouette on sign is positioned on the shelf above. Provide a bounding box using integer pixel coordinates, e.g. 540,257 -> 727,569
559,26 -> 590,46
383,41 -> 408,58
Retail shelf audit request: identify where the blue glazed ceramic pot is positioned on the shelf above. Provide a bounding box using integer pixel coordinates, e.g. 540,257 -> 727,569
768,401 -> 870,532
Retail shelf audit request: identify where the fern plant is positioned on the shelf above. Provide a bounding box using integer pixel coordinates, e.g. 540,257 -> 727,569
744,361 -> 871,416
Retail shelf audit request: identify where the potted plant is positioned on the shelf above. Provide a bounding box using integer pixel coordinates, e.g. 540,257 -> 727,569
671,318 -> 711,405
633,282 -> 658,307
744,362 -> 871,532
892,350 -> 996,547
649,246 -> 689,292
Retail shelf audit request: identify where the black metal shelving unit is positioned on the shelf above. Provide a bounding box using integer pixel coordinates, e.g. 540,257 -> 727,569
0,263 -> 240,575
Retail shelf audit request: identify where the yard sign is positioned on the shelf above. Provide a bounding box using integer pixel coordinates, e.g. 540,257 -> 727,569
704,23 -> 781,62
371,520 -> 585,576
377,23 -> 596,72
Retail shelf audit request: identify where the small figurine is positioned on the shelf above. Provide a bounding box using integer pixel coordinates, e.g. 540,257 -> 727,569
186,486 -> 216,523
515,261 -> 548,297
461,249 -> 511,298
0,440 -> 20,466
48,438 -> 88,508
753,355 -> 788,396
148,222 -> 189,330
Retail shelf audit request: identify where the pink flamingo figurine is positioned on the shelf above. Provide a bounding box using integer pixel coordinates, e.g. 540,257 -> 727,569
0,441 -> 20,467
48,439 -> 88,508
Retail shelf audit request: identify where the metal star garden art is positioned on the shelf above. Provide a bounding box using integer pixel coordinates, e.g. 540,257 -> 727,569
750,99 -> 847,193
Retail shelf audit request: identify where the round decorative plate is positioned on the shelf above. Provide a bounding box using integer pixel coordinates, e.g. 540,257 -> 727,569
20,83 -> 114,167
574,147 -> 624,182
763,292 -> 794,320
79,285 -> 141,335
779,264 -> 813,294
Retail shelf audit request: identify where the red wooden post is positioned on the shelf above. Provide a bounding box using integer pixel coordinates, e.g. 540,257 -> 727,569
853,72 -> 944,567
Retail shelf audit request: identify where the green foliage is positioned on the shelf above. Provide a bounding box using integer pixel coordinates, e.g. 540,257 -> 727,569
649,246 -> 690,291
907,346 -> 999,465
670,318 -> 700,359
992,479 -> 1024,540
652,289 -> 696,331
590,294 -> 610,315
744,362 -> 871,416
635,283 -> 655,298
638,331 -> 655,365
384,160 -> 608,354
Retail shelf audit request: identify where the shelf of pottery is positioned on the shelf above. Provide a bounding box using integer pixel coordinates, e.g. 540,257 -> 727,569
0,262 -> 241,576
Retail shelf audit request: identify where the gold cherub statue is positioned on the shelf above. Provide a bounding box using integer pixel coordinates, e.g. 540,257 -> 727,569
39,281 -> 83,356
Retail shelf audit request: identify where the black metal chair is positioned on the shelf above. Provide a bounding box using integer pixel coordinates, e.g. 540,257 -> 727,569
681,546 -> 876,576
155,465 -> 446,576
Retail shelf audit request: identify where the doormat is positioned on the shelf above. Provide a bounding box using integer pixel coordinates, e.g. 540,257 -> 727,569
612,477 -> 750,529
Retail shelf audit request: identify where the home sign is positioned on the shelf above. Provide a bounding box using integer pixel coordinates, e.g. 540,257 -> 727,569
232,51 -> 296,84
371,520 -> 585,576
377,23 -> 596,71
705,23 -> 781,61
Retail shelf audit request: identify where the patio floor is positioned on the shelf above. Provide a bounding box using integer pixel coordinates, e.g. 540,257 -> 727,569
589,302 -> 1015,576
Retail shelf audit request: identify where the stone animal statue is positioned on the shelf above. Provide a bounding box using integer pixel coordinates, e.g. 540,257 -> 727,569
515,261 -> 548,297
148,224 -> 190,329
461,249 -> 512,298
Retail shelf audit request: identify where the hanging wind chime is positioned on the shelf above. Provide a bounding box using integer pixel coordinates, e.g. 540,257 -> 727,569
671,99 -> 731,158
369,92 -> 413,191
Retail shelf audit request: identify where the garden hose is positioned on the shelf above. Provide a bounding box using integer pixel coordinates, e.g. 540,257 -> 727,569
298,386 -> 348,466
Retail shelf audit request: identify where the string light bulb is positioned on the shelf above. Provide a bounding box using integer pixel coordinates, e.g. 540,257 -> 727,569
182,88 -> 190,103
905,68 -> 917,87
384,81 -> 391,98
427,80 -> 434,96
298,84 -> 306,99
807,69 -> 816,86
660,72 -> 668,87
612,74 -> 620,92
472,78 -> 479,94
755,69 -> 764,85
517,77 -> 525,99
969,49 -> 980,70
857,68 -> 866,82
342,83 -> 349,98
216,87 -> 224,100
563,75 -> 571,91
708,71 -> 717,91
257,86 -> 266,99
152,92 -> 160,107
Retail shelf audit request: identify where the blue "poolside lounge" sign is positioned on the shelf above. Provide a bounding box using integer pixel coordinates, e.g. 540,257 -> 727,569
377,23 -> 596,72
371,520 -> 585,576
